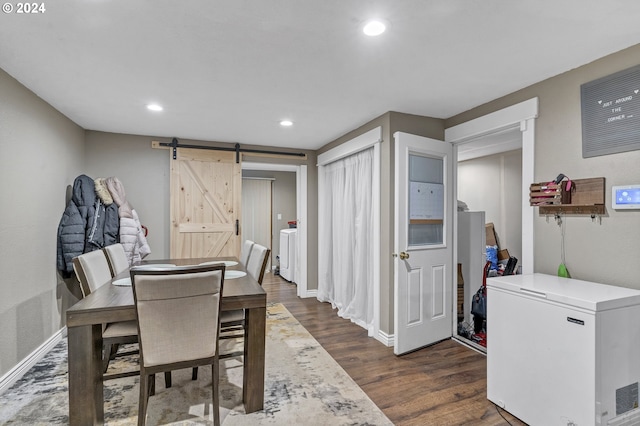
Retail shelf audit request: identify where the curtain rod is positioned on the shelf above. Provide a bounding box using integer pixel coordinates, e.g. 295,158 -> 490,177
242,177 -> 276,181
160,138 -> 306,163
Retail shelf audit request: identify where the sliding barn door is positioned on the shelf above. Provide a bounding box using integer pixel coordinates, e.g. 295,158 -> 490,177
170,148 -> 241,259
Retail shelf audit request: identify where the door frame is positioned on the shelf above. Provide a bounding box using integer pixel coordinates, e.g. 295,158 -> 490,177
241,161 -> 308,298
445,97 -> 538,342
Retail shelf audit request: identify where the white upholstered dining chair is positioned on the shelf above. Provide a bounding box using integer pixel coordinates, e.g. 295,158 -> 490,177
245,243 -> 270,285
239,239 -> 254,267
131,264 -> 225,426
73,249 -> 113,298
103,243 -> 129,276
72,249 -> 139,376
218,243 -> 270,359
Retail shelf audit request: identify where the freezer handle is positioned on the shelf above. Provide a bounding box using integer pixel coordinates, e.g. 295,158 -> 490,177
519,288 -> 547,298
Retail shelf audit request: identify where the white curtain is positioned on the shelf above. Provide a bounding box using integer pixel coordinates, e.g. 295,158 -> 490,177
242,178 -> 272,270
318,148 -> 374,335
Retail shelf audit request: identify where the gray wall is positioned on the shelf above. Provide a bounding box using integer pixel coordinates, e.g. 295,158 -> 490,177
458,149 -> 523,262
242,170 -> 297,266
447,43 -> 640,288
0,68 -> 84,378
84,132 -> 170,259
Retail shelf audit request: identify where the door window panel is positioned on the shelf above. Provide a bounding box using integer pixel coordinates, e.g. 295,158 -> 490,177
408,154 -> 444,246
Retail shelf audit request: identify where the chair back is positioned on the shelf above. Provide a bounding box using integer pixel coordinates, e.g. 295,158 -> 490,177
246,244 -> 270,285
103,243 -> 129,277
131,264 -> 225,368
73,250 -> 113,297
240,239 -> 254,267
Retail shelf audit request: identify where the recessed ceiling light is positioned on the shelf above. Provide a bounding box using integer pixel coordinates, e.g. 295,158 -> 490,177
146,103 -> 163,112
363,20 -> 386,36
280,120 -> 293,127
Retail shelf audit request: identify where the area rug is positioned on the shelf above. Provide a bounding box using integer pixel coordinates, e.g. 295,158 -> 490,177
0,303 -> 392,425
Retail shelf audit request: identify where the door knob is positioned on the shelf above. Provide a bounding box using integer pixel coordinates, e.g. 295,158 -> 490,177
399,251 -> 410,260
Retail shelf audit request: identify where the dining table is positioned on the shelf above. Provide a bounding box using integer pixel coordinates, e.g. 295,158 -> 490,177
65,257 -> 267,425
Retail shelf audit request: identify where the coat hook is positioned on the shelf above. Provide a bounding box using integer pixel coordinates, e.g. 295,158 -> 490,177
555,213 -> 562,226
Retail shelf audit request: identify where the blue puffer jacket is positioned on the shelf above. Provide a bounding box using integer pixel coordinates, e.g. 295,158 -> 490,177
56,175 -> 119,276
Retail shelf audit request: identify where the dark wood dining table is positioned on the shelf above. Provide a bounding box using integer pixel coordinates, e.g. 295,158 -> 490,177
66,257 -> 267,425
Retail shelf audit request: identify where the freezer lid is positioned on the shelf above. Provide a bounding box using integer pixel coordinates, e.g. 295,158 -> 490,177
486,273 -> 640,311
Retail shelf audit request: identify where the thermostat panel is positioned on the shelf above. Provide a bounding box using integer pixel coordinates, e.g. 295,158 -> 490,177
612,185 -> 640,209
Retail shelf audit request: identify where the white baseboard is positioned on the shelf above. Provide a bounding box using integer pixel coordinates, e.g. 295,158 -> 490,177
452,336 -> 486,355
0,327 -> 67,394
375,330 -> 393,347
300,289 -> 317,298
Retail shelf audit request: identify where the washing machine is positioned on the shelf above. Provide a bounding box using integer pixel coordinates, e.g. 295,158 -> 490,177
279,228 -> 296,283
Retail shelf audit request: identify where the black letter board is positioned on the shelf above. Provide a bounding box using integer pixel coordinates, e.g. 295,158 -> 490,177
581,64 -> 640,158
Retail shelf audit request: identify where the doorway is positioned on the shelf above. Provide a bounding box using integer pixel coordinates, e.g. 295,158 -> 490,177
317,127 -> 381,339
456,140 -> 523,350
241,162 -> 308,297
445,97 -> 538,351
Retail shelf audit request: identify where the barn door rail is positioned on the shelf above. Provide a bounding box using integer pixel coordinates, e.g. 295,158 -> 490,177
159,138 -> 307,163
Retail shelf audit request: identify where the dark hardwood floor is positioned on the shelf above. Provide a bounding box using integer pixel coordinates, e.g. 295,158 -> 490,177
262,273 -> 527,426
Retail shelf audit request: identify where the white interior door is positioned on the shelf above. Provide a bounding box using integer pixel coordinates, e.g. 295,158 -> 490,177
394,132 -> 454,355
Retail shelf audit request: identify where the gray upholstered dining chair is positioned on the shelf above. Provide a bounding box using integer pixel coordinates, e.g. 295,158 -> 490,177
239,239 -> 254,267
131,264 -> 225,426
103,243 -> 130,276
72,250 -> 139,377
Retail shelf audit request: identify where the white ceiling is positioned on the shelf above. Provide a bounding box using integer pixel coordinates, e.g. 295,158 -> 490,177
2,1 -> 640,151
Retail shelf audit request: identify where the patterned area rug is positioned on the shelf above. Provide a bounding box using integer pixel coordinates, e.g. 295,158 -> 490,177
0,303 -> 392,425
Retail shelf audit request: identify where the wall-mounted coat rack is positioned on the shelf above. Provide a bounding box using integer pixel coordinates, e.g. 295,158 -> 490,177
530,177 -> 606,217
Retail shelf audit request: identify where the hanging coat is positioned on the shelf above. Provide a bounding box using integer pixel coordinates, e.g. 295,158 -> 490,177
91,177 -> 119,252
105,177 -> 151,265
56,174 -> 119,276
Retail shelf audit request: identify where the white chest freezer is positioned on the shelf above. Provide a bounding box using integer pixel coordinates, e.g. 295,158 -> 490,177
279,228 -> 296,283
487,273 -> 640,426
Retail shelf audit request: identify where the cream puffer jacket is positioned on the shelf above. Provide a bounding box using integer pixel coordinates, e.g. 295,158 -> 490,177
101,177 -> 151,265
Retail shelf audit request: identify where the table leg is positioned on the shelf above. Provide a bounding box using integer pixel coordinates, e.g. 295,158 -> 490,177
68,324 -> 104,425
243,306 -> 266,413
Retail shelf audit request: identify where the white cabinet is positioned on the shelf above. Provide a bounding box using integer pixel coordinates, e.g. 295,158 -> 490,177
487,273 -> 640,426
279,229 -> 296,283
